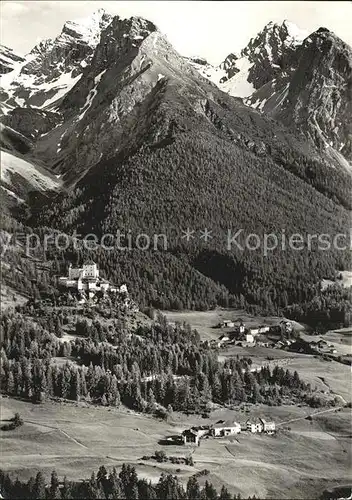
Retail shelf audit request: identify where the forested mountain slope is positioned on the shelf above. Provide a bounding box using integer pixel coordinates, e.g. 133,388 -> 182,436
0,11 -> 351,316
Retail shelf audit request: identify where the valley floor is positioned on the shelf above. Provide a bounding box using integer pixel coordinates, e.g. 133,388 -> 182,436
1,396 -> 351,499
163,309 -> 352,403
1,308 -> 351,498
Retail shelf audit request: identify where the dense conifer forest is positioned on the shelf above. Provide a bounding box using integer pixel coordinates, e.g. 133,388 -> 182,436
1,211 -> 350,328
0,465 -> 249,500
1,309 -> 339,411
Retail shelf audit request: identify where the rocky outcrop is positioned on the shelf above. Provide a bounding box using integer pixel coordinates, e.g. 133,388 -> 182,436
190,21 -> 351,164
32,14 -> 210,182
0,45 -> 24,75
190,21 -> 307,98
2,107 -> 61,140
0,9 -> 112,109
276,28 -> 352,162
1,10 -> 351,180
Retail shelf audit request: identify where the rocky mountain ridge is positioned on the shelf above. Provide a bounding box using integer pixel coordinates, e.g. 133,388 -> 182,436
1,13 -> 351,164
0,11 -> 350,197
188,21 -> 307,97
0,45 -> 25,75
188,21 -> 352,164
0,9 -> 350,316
0,8 -> 112,110
275,28 -> 352,163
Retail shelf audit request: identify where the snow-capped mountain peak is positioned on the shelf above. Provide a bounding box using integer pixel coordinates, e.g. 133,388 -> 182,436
0,9 -> 113,111
187,20 -> 351,164
282,20 -> 308,44
61,8 -> 112,44
189,20 -> 309,99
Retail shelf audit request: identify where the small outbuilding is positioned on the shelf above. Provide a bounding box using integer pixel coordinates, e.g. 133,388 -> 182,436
182,429 -> 200,445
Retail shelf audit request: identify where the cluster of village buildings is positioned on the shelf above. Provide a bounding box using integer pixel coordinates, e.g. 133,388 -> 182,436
212,319 -> 293,349
181,418 -> 276,445
58,261 -> 129,304
309,338 -> 337,354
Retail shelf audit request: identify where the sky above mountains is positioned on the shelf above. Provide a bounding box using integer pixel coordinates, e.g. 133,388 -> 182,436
1,0 -> 351,64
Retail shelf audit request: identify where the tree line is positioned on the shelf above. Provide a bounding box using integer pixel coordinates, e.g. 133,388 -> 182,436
0,464 -> 251,500
1,312 -> 338,411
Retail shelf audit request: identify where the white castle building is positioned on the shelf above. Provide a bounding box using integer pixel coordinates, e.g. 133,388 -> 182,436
58,261 -> 128,298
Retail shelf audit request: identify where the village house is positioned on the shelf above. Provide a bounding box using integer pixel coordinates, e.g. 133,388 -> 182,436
182,429 -> 200,445
217,334 -> 231,347
211,420 -> 241,437
238,321 -> 245,334
245,420 -> 264,433
216,321 -> 273,349
243,419 -> 276,434
245,333 -> 255,343
259,418 -> 276,434
249,327 -> 259,336
181,417 -> 276,445
221,320 -> 235,328
310,339 -> 331,352
247,325 -> 270,336
182,426 -> 209,445
256,340 -> 272,347
258,325 -> 270,334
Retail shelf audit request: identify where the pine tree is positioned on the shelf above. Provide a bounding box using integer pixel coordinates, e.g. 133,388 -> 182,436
33,471 -> 46,499
61,476 -> 72,499
6,371 -> 14,395
50,470 -> 61,499
203,480 -> 218,500
220,485 -> 232,500
187,476 -> 201,500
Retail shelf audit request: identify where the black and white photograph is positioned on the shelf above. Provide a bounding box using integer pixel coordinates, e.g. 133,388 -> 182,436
0,1 -> 351,498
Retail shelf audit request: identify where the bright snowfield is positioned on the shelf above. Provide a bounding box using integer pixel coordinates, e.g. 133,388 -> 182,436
221,57 -> 255,98
0,52 -> 82,111
1,150 -> 60,193
62,8 -> 108,45
188,58 -> 227,86
283,20 -> 308,45
0,52 -> 81,110
188,56 -> 255,98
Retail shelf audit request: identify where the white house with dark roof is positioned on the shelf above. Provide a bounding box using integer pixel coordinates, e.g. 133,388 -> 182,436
211,420 -> 241,437
259,418 -> 276,433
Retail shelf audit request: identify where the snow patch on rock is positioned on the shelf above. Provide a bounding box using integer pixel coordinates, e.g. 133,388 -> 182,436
1,150 -> 60,191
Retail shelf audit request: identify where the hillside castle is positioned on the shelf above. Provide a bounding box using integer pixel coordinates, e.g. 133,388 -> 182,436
58,261 -> 128,301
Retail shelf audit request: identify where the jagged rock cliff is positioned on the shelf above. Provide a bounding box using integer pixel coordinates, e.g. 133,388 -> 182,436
275,28 -> 352,162
189,21 -> 352,164
0,45 -> 25,75
0,9 -> 112,109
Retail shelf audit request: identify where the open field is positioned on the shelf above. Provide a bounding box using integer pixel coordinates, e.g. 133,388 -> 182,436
162,309 -> 306,342
301,329 -> 352,357
163,309 -> 351,403
280,356 -> 351,404
322,271 -> 352,290
1,397 -> 351,499
220,348 -> 351,403
1,309 -> 350,498
339,271 -> 352,289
